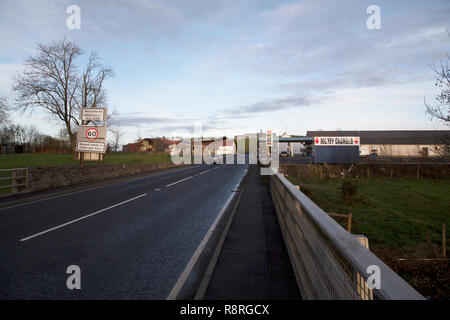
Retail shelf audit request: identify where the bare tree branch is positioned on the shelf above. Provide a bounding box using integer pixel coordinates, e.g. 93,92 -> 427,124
0,95 -> 10,126
425,54 -> 450,126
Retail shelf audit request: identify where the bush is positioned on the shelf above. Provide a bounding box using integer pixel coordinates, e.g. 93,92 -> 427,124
300,186 -> 312,198
341,179 -> 359,203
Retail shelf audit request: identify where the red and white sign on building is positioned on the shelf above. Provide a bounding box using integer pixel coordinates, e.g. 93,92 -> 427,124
314,136 -> 360,146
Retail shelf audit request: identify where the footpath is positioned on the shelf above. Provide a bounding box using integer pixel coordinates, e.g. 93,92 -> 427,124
204,164 -> 301,300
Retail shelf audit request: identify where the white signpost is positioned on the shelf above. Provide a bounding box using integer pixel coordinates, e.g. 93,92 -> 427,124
76,108 -> 108,164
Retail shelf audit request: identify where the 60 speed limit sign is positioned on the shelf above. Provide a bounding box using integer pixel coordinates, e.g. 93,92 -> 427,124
85,127 -> 99,141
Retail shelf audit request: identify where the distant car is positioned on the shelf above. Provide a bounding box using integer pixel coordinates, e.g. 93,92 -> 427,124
280,151 -> 288,157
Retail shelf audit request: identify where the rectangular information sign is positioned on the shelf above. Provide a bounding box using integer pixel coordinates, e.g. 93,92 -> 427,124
314,136 -> 360,146
80,108 -> 107,121
76,140 -> 106,153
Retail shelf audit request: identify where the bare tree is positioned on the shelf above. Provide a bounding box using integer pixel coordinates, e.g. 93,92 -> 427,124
425,54 -> 450,126
0,95 -> 9,127
109,125 -> 123,152
79,53 -> 114,111
12,37 -> 114,150
24,125 -> 39,144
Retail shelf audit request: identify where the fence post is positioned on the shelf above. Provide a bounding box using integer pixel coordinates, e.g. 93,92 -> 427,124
12,171 -> 17,194
367,167 -> 370,178
416,165 -> 420,179
25,168 -> 29,193
347,213 -> 352,233
443,222 -> 447,258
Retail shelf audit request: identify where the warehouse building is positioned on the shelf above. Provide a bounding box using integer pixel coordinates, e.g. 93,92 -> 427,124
306,130 -> 450,158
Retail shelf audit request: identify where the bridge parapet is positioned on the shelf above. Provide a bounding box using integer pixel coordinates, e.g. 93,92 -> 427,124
270,171 -> 424,300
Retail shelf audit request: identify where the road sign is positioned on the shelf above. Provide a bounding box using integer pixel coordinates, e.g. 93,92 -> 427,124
314,136 -> 360,146
75,140 -> 106,153
86,127 -> 98,141
77,125 -> 107,141
80,107 -> 107,121
266,130 -> 273,147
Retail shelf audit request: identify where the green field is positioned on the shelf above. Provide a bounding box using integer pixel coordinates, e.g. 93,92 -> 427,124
0,152 -> 172,169
285,175 -> 450,252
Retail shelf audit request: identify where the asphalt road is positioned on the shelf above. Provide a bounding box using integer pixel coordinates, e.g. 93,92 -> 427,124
0,163 -> 248,299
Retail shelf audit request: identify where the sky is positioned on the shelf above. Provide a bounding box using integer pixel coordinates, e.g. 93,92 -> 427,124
0,0 -> 449,145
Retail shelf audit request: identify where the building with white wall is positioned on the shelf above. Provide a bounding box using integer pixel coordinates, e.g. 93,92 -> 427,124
306,130 -> 450,158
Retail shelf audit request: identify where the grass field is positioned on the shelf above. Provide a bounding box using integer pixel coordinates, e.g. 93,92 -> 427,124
0,152 -> 172,169
285,175 -> 450,251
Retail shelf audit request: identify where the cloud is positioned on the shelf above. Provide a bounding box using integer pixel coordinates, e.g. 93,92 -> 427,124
2,0 -> 450,137
223,95 -> 324,116
0,63 -> 22,96
114,115 -> 178,126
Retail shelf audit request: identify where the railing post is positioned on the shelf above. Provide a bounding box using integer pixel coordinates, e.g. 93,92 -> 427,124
347,213 -> 352,233
443,222 -> 447,258
25,168 -> 29,193
12,171 -> 17,194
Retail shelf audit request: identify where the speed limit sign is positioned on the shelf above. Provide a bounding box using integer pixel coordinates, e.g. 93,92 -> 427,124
85,127 -> 99,141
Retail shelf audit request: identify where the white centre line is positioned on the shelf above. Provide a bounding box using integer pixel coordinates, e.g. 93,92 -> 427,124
19,193 -> 147,242
199,169 -> 213,175
165,176 -> 193,187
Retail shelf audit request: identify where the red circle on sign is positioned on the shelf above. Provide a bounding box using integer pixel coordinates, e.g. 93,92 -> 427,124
86,128 -> 98,141
315,137 -> 319,144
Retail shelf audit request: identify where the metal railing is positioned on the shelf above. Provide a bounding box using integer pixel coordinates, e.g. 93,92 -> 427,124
270,170 -> 424,300
0,168 -> 28,197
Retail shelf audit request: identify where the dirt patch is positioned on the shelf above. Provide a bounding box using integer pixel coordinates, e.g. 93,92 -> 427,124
373,245 -> 449,300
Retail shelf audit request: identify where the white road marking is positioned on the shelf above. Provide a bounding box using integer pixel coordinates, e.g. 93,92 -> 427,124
155,188 -> 161,191
199,169 -> 213,175
165,176 -> 193,187
19,193 -> 147,242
